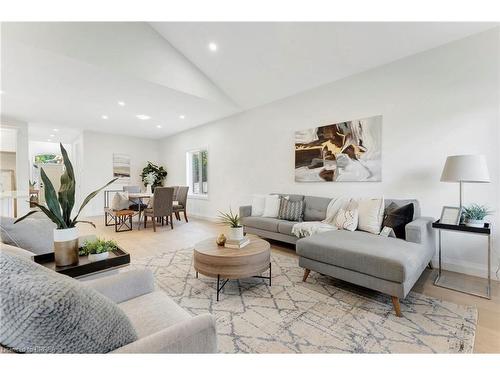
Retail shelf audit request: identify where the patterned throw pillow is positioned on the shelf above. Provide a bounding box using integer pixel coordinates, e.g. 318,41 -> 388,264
279,198 -> 304,221
333,208 -> 359,231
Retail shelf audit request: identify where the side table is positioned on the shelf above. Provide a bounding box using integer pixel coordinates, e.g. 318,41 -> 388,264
432,220 -> 491,299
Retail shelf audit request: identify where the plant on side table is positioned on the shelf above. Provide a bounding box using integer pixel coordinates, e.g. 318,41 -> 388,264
79,238 -> 118,262
15,143 -> 117,267
462,204 -> 493,228
217,208 -> 244,241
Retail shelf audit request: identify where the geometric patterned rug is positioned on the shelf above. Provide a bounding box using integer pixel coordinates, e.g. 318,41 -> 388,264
131,247 -> 477,353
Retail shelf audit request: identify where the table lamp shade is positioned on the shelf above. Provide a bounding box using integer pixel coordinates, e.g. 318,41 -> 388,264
440,155 -> 490,183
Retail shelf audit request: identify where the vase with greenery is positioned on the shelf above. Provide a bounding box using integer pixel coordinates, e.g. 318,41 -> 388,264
217,208 -> 244,241
80,238 -> 118,262
141,161 -> 167,191
462,204 -> 492,228
15,143 -> 117,266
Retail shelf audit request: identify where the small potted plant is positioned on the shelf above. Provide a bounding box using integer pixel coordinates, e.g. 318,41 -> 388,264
217,208 -> 244,241
80,238 -> 118,262
462,204 -> 492,228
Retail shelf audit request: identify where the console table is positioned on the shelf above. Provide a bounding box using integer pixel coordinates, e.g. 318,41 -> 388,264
432,220 -> 491,299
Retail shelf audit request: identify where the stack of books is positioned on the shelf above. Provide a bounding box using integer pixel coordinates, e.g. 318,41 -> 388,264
225,237 -> 250,249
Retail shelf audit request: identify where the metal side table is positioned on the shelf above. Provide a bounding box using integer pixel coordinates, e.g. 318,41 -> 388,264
432,220 -> 491,299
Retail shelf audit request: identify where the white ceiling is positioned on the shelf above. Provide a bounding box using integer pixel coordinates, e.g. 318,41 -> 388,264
1,22 -> 498,139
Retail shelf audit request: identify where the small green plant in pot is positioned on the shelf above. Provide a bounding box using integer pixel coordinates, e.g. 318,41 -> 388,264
80,238 -> 118,262
15,143 -> 117,266
462,204 -> 492,228
217,208 -> 244,241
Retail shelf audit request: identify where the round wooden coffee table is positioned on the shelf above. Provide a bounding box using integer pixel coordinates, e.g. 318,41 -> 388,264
194,236 -> 271,301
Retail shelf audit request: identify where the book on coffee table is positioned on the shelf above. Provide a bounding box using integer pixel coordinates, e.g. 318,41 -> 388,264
225,237 -> 250,249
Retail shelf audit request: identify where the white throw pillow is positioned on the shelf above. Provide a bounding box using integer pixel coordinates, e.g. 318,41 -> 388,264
110,192 -> 129,210
322,197 -> 351,225
262,195 -> 281,218
251,195 -> 266,216
333,208 -> 359,231
357,198 -> 385,234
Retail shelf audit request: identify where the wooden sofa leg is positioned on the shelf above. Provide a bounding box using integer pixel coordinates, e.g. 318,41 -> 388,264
302,269 -> 311,282
391,296 -> 402,317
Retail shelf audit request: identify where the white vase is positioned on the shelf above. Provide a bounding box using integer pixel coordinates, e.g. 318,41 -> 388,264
465,219 -> 485,228
228,226 -> 244,241
146,185 -> 152,194
53,227 -> 79,266
88,252 -> 109,263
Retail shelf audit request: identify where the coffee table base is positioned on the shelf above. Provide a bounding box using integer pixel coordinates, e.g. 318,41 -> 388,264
196,262 -> 272,301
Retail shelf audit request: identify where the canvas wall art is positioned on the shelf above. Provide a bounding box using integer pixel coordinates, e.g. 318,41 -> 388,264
295,115 -> 382,182
113,153 -> 131,181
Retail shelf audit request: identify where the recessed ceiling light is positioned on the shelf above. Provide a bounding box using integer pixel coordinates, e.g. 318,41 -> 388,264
50,134 -> 55,137
136,114 -> 151,120
53,128 -> 59,132
179,115 -> 186,120
101,115 -> 109,120
0,90 -> 4,95
156,125 -> 162,129
208,42 -> 217,52
47,139 -> 52,142
118,101 -> 125,107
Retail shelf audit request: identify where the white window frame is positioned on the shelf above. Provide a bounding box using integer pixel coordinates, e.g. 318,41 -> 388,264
186,148 -> 208,200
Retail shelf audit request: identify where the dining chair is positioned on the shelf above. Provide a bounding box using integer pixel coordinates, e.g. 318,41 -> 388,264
143,187 -> 174,231
173,186 -> 189,222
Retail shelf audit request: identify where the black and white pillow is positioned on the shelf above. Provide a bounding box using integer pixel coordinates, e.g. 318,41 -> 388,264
382,203 -> 414,239
279,198 -> 304,221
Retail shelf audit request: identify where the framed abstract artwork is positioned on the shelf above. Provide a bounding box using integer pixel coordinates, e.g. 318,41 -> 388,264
294,115 -> 382,182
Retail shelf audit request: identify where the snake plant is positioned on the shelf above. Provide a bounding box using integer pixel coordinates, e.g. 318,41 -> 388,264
15,143 -> 117,229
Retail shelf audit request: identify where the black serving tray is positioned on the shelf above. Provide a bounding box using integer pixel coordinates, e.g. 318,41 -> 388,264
34,246 -> 130,278
432,220 -> 490,234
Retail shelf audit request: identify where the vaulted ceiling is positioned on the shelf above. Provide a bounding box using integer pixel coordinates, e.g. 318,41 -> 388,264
1,22 -> 497,138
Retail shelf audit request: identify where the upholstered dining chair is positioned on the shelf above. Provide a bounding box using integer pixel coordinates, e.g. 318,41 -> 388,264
173,186 -> 189,222
143,187 -> 174,231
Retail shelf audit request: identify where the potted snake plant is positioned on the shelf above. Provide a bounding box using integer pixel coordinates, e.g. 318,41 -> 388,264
217,208 -> 244,241
15,143 -> 117,266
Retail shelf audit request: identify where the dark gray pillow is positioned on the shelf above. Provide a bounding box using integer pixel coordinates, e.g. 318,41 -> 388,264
279,198 -> 304,221
0,251 -> 138,353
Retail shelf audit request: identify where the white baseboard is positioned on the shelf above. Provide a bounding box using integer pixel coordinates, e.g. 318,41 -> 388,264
189,213 -> 218,222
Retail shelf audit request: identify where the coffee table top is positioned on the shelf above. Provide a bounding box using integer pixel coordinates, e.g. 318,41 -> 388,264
194,236 -> 270,258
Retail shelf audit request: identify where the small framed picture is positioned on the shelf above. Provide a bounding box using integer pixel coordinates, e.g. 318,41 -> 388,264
440,206 -> 462,225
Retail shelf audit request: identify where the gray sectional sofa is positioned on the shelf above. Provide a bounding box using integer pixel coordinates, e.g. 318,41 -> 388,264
240,195 -> 436,316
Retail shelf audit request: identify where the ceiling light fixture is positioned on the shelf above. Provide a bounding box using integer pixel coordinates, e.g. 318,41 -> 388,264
53,128 -> 59,132
118,101 -> 125,106
208,42 -> 218,52
101,115 -> 109,120
47,139 -> 52,142
156,125 -> 162,129
50,134 -> 55,137
179,115 -> 186,120
136,114 -> 151,120
0,90 -> 4,95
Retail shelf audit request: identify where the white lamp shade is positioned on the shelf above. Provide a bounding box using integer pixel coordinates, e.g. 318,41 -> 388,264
440,154 -> 490,183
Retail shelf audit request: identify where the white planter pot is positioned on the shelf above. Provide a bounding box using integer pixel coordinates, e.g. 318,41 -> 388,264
465,219 -> 485,228
228,226 -> 244,241
88,252 -> 109,263
53,227 -> 79,267
146,185 -> 152,194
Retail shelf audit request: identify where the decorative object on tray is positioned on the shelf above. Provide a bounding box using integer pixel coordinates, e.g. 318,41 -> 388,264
294,115 -> 382,182
141,161 -> 167,192
216,233 -> 227,246
79,238 -> 118,262
462,203 -> 492,228
440,154 -> 490,210
217,208 -> 244,241
225,237 -> 250,249
14,143 -> 117,267
439,206 -> 462,225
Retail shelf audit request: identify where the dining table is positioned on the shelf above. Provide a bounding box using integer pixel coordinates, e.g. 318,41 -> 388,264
128,192 -> 153,230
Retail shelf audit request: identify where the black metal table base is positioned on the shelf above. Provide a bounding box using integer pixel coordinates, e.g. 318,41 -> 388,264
198,263 -> 272,301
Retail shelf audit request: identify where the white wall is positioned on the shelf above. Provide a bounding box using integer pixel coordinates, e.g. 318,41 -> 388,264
81,131 -> 162,217
161,29 -> 500,278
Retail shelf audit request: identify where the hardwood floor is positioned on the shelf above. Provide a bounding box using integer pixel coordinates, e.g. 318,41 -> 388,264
80,215 -> 500,353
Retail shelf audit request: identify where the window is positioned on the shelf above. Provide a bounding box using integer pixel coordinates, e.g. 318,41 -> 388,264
186,149 -> 208,197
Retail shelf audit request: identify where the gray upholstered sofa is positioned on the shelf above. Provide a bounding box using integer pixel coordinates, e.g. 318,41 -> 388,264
240,195 -> 436,316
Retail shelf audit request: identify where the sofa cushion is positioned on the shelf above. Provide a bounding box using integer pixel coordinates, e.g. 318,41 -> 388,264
0,251 -> 138,353
382,203 -> 414,240
296,230 -> 432,283
241,216 -> 281,232
304,196 -> 331,221
262,195 -> 281,218
277,220 -> 299,236
279,198 -> 304,221
118,291 -> 190,338
385,199 -> 420,219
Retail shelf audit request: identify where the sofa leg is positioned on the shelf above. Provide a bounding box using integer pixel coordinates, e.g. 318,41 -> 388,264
302,269 -> 311,282
391,296 -> 402,317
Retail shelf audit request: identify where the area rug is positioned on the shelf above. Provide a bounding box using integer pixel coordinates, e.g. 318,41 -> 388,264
131,248 -> 477,353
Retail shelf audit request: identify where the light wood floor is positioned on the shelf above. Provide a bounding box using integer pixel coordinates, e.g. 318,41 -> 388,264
80,215 -> 500,353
